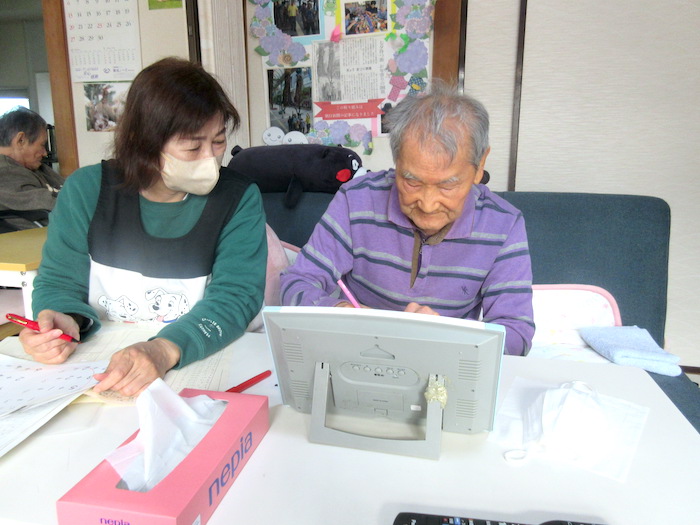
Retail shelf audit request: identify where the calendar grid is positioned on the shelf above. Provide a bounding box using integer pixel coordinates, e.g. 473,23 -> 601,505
64,0 -> 142,82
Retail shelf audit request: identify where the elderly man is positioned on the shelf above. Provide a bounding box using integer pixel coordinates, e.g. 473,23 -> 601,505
0,107 -> 64,230
280,83 -> 534,355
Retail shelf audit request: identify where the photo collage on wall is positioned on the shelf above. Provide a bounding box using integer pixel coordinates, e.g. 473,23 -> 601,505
249,0 -> 436,154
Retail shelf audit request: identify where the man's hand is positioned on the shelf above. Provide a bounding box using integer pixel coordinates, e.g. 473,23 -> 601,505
92,338 -> 181,397
19,310 -> 80,364
335,301 -> 369,308
404,302 -> 440,316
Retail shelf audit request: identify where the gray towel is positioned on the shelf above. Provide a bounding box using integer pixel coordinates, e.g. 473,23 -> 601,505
578,326 -> 682,376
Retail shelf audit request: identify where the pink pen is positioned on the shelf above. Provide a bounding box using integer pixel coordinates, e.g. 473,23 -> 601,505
337,279 -> 361,308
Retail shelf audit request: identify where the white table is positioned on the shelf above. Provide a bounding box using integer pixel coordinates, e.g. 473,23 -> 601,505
1,333 -> 699,525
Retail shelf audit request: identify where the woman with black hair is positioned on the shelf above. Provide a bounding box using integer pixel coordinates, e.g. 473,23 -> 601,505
18,58 -> 267,396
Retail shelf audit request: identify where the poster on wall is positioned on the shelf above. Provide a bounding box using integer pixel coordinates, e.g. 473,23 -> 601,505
249,0 -> 435,154
63,0 -> 142,82
84,82 -> 130,132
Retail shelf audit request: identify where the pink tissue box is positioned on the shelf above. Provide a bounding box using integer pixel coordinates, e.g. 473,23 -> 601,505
57,389 -> 269,525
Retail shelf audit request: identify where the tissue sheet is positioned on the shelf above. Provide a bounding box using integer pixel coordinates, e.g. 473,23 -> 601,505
57,388 -> 269,525
106,378 -> 227,492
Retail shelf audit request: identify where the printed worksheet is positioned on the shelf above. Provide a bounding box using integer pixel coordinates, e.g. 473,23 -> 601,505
0,396 -> 78,458
0,355 -> 107,417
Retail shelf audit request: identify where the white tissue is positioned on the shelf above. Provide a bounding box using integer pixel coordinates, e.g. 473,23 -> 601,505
490,377 -> 649,482
106,378 -> 227,492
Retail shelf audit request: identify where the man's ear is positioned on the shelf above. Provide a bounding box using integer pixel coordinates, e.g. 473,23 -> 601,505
473,146 -> 491,184
11,132 -> 26,148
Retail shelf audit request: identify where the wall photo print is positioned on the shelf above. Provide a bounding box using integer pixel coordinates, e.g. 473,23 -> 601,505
273,0 -> 321,37
84,82 -> 130,132
344,0 -> 388,35
248,0 -> 435,154
267,67 -> 314,142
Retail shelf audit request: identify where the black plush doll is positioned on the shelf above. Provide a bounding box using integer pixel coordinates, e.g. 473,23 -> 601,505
227,144 -> 366,208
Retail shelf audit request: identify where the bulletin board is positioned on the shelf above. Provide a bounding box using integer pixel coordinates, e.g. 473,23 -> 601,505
246,0 -> 436,155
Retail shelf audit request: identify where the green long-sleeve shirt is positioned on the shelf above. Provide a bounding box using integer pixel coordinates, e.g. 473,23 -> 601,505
32,163 -> 267,368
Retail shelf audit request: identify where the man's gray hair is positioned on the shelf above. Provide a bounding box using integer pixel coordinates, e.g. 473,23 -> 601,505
0,107 -> 47,147
384,80 -> 489,166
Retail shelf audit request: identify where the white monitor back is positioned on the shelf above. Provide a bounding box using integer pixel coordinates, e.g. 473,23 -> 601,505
263,306 -> 505,436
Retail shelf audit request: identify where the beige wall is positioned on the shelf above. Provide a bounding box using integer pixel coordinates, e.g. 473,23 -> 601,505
0,24 -> 30,89
0,18 -> 48,114
464,0 -> 700,367
197,0 -> 251,165
463,0 -> 520,192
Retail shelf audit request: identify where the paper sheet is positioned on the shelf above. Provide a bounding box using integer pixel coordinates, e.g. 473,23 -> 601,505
0,354 -> 107,416
0,395 -> 80,458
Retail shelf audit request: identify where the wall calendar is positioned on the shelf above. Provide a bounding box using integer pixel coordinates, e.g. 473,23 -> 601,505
63,0 -> 142,82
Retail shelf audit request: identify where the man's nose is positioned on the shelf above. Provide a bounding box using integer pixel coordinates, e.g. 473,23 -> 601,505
418,187 -> 441,213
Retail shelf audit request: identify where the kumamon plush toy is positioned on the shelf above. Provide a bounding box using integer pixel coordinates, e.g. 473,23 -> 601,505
227,144 -> 366,208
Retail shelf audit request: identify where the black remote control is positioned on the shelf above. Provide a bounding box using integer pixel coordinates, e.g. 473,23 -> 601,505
393,512 -> 604,525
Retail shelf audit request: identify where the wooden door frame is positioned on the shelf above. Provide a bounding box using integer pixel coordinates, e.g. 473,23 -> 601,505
42,0 -> 78,177
432,0 -> 468,87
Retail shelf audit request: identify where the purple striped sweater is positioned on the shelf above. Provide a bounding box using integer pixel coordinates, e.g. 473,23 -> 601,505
280,170 -> 534,355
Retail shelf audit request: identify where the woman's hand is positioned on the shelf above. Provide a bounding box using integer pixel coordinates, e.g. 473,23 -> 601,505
19,310 -> 80,364
92,338 -> 181,397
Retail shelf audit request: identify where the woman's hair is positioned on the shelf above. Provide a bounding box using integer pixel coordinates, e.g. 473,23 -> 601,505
384,80 -> 489,167
0,107 -> 47,147
113,57 -> 240,192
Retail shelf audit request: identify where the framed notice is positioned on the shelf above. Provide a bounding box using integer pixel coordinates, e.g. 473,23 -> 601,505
64,0 -> 142,82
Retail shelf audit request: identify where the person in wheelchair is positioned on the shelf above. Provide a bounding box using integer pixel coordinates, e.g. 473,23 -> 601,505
0,107 -> 64,231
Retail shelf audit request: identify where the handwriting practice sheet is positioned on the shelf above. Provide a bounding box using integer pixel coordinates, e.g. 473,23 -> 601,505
0,355 -> 107,417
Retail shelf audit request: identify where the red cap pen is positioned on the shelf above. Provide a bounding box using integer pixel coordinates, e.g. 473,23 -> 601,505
5,313 -> 80,343
226,370 -> 272,393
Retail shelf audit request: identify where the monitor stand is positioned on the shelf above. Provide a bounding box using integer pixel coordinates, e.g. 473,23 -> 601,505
309,362 -> 444,459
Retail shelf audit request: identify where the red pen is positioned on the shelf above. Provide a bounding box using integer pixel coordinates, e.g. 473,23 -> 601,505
5,313 -> 80,343
226,370 -> 272,393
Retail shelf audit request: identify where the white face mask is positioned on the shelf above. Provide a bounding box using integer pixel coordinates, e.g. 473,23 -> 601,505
161,152 -> 223,195
523,381 -> 608,457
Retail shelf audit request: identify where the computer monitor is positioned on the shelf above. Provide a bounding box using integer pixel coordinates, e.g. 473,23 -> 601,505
262,306 -> 505,458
